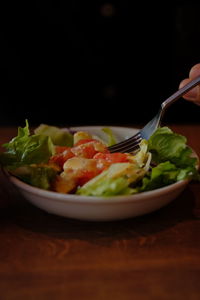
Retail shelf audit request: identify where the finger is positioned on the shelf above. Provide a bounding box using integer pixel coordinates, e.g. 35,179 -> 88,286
179,78 -> 190,89
179,78 -> 200,101
189,63 -> 200,79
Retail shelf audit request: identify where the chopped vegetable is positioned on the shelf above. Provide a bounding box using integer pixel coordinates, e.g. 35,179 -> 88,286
0,120 -> 54,168
34,123 -> 73,146
0,121 -> 199,195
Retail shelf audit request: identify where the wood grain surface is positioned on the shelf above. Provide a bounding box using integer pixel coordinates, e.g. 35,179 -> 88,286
0,125 -> 200,300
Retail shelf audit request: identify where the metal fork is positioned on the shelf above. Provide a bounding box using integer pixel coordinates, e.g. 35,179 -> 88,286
108,75 -> 200,153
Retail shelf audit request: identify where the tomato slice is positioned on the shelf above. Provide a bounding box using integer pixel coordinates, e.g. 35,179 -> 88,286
54,146 -> 71,154
77,170 -> 99,186
93,152 -> 129,163
72,140 -> 108,159
74,139 -> 98,146
49,148 -> 75,168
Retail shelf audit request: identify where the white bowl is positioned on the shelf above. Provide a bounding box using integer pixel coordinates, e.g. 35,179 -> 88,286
5,126 -> 193,221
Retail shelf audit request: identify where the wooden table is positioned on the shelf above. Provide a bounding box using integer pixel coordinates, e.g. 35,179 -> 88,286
0,125 -> 200,300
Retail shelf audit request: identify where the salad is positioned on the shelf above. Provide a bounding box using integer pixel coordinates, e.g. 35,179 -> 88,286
0,120 -> 199,197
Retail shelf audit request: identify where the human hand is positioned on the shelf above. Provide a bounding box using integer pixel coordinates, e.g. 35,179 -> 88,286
179,63 -> 200,105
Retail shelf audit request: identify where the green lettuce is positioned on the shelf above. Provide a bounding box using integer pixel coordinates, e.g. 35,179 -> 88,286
77,175 -> 134,196
34,124 -> 73,146
133,127 -> 200,192
1,123 -> 199,195
0,120 -> 54,168
102,127 -> 117,146
76,163 -> 142,196
148,127 -> 197,168
77,155 -> 150,197
77,139 -> 151,196
11,165 -> 58,190
134,161 -> 198,193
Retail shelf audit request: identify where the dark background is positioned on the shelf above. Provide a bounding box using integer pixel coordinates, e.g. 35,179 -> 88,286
1,1 -> 200,127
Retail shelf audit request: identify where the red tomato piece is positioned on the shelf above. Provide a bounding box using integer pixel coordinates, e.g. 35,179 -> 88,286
94,152 -> 129,163
49,148 -> 75,168
93,153 -> 107,160
74,139 -> 98,146
72,140 -> 108,159
77,170 -> 99,186
72,144 -> 97,159
54,146 -> 71,154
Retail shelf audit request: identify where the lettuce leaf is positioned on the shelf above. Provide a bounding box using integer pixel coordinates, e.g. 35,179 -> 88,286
77,140 -> 152,196
0,120 -> 54,168
148,127 -> 198,169
34,124 -> 73,146
148,127 -> 186,162
133,161 -> 197,193
77,161 -> 148,196
136,127 -> 200,192
77,176 -> 134,196
1,123 -> 199,195
11,165 -> 58,190
102,127 -> 117,146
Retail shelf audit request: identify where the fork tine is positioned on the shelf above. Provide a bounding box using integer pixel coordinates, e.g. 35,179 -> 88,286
123,142 -> 141,153
114,139 -> 141,153
109,134 -> 142,153
108,131 -> 141,151
109,140 -> 141,153
108,134 -> 141,152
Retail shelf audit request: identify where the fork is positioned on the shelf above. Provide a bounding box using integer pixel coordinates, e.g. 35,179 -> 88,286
108,75 -> 200,153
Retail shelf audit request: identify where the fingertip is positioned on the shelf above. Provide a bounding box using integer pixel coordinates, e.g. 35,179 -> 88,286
189,63 -> 200,79
179,78 -> 190,89
179,78 -> 199,100
179,64 -> 200,103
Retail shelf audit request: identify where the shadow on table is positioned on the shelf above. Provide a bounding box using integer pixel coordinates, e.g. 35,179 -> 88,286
1,169 -> 198,244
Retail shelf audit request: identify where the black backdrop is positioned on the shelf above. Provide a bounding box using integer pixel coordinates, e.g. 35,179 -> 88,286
1,1 -> 200,127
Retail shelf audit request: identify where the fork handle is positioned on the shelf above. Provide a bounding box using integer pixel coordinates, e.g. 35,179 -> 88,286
161,75 -> 200,110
